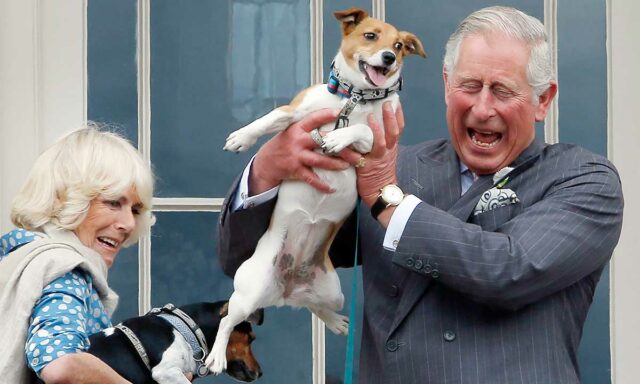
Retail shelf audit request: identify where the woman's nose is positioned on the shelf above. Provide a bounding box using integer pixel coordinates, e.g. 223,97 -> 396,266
116,208 -> 136,233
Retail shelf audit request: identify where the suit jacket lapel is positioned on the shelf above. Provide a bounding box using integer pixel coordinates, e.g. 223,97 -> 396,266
411,142 -> 461,211
447,140 -> 545,221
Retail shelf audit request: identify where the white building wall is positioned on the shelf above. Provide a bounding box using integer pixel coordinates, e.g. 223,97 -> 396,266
609,0 -> 640,382
0,0 -> 85,231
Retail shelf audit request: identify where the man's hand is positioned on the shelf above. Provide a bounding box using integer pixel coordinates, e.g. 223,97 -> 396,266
339,101 -> 405,210
249,109 -> 350,195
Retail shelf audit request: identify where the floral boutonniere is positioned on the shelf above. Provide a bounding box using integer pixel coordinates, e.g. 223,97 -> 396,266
473,166 -> 520,216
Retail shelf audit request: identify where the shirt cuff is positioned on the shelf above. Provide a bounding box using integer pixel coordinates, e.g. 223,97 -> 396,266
231,156 -> 280,211
383,194 -> 421,251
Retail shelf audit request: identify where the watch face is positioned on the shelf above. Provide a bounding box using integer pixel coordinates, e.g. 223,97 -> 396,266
381,185 -> 404,205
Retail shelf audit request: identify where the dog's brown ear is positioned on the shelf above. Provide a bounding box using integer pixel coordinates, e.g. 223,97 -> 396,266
247,308 -> 264,326
334,7 -> 369,36
219,302 -> 229,317
400,32 -> 426,58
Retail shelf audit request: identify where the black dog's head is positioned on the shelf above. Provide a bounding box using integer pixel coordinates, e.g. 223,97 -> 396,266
183,301 -> 264,382
225,320 -> 262,382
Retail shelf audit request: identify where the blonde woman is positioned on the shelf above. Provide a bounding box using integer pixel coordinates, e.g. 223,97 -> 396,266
0,126 -> 154,383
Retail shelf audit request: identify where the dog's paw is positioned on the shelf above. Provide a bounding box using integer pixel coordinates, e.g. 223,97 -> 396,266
321,130 -> 351,154
205,341 -> 228,375
223,129 -> 257,153
321,311 -> 350,336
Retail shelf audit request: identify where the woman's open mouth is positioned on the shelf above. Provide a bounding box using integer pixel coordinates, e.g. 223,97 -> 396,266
359,60 -> 389,87
468,128 -> 502,148
97,236 -> 120,250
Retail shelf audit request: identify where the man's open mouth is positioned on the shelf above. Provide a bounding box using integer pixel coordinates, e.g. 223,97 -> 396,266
359,60 -> 389,87
468,128 -> 502,148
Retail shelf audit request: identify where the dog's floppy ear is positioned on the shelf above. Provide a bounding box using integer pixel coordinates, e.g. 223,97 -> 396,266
247,308 -> 264,326
400,31 -> 426,58
219,302 -> 229,317
334,7 -> 369,36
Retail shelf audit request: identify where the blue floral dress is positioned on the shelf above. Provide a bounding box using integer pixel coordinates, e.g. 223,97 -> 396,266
1,229 -> 112,377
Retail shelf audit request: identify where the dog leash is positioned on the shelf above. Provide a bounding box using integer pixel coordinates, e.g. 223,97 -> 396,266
343,202 -> 360,384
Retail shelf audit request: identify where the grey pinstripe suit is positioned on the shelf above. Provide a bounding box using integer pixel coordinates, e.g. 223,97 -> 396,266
218,139 -> 623,383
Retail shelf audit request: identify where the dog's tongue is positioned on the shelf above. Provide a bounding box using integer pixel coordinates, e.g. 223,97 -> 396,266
366,66 -> 387,87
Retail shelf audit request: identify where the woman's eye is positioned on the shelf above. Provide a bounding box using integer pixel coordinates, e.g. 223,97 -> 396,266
105,200 -> 121,208
132,205 -> 142,215
394,42 -> 403,50
364,32 -> 377,40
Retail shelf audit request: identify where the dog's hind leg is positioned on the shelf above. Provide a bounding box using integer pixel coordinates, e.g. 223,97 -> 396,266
207,228 -> 285,374
311,305 -> 349,336
307,266 -> 349,336
206,290 -> 253,374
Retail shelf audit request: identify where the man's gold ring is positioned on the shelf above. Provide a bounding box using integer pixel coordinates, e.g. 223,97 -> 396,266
310,128 -> 324,147
355,157 -> 366,168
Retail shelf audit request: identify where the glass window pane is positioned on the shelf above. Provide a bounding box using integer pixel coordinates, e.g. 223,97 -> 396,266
557,2 -> 609,382
88,0 -> 138,144
150,0 -> 310,197
109,245 -> 139,323
151,212 -> 312,383
323,0 -> 371,75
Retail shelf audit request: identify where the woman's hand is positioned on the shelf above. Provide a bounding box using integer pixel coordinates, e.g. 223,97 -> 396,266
40,352 -> 131,383
249,108 -> 350,195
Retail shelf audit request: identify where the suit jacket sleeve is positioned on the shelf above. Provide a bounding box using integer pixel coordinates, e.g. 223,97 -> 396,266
393,151 -> 624,311
217,176 -> 277,278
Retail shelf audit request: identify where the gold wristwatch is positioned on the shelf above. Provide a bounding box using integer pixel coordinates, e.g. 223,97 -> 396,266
370,184 -> 405,219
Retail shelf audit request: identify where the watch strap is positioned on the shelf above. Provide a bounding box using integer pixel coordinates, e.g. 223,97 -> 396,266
371,184 -> 404,219
370,197 -> 389,219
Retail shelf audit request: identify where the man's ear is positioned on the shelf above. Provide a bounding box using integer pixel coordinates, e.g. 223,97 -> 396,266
334,7 -> 369,36
534,81 -> 558,122
443,68 -> 451,105
399,32 -> 426,58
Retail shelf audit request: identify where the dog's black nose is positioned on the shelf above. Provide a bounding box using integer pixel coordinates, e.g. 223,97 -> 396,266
382,51 -> 396,65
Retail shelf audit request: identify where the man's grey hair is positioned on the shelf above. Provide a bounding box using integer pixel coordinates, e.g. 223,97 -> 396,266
443,6 -> 554,97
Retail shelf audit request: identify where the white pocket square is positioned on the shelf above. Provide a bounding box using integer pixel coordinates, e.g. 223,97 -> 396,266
473,166 -> 519,216
473,187 -> 519,215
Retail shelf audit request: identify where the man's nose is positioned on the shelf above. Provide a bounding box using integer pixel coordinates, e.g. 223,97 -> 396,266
472,88 -> 496,121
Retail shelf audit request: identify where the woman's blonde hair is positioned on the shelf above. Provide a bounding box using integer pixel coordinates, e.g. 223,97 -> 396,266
11,123 -> 155,246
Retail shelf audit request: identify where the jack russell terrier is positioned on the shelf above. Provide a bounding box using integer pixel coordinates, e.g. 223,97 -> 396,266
84,301 -> 263,383
207,7 -> 425,374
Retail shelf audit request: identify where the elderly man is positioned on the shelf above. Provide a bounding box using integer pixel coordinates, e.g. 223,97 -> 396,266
218,6 -> 623,383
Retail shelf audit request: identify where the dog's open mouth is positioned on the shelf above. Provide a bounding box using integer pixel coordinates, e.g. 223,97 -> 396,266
359,60 -> 389,87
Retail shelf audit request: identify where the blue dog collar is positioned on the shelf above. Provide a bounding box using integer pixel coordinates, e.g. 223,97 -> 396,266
150,304 -> 210,377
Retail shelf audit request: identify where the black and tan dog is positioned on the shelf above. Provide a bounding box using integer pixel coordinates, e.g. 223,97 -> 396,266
87,301 -> 263,383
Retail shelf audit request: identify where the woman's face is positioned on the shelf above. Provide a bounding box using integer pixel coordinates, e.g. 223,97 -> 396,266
74,187 -> 142,268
